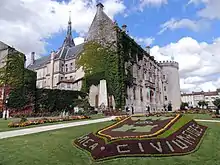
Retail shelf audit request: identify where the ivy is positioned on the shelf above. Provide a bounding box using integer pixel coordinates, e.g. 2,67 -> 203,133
8,69 -> 36,109
0,49 -> 25,88
76,28 -> 145,109
76,41 -> 122,108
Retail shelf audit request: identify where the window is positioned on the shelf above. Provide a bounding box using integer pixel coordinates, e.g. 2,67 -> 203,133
165,96 -> 167,101
164,86 -> 166,91
67,84 -> 71,88
65,64 -> 68,72
62,64 -> 64,72
140,88 -> 143,101
163,75 -> 166,79
133,87 -> 136,100
61,77 -> 63,80
65,77 -> 67,80
70,76 -> 73,79
70,63 -> 73,71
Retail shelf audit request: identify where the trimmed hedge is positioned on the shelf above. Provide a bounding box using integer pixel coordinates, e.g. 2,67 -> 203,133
35,88 -> 87,113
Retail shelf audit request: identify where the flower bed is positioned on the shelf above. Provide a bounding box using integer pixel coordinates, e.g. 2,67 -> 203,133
112,115 -> 129,122
212,114 -> 220,118
103,110 -> 128,116
177,109 -> 213,114
73,115 -> 207,161
8,115 -> 91,128
98,114 -> 181,140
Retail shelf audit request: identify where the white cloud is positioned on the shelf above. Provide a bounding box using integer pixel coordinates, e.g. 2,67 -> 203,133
0,0 -> 126,64
134,37 -> 155,46
158,18 -> 209,34
188,0 -> 220,20
74,37 -> 85,45
151,37 -> 220,92
139,0 -> 167,11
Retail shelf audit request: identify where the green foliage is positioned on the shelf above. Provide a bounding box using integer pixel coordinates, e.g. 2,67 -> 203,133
198,101 -> 208,108
76,41 -> 122,108
7,69 -> 36,109
35,89 -> 87,113
20,117 -> 28,123
213,98 -> 220,114
180,102 -> 189,110
0,49 -> 25,88
8,87 -> 27,108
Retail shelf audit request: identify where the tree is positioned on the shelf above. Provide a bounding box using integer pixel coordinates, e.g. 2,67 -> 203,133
180,102 -> 188,110
213,98 -> 220,115
198,100 -> 208,109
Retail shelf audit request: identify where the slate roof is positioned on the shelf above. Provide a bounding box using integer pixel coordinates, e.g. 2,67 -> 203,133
27,55 -> 50,70
86,3 -> 116,42
57,43 -> 84,60
27,14 -> 84,70
27,43 -> 84,70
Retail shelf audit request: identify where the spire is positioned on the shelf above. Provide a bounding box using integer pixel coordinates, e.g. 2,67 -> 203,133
67,11 -> 72,36
62,11 -> 75,47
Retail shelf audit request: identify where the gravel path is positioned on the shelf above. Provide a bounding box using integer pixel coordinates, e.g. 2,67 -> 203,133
0,116 -> 116,140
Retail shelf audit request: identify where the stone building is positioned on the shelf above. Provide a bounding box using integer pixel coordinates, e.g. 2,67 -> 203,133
181,90 -> 220,109
0,41 -> 26,116
27,3 -> 181,113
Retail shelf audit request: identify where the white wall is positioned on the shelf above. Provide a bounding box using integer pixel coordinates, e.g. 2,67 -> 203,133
161,64 -> 181,110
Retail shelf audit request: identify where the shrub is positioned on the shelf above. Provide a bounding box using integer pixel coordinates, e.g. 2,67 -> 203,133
20,117 -> 28,123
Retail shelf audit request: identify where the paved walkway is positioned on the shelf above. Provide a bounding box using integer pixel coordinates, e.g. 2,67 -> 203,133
0,116 -> 116,140
1,117 -> 219,140
195,119 -> 220,123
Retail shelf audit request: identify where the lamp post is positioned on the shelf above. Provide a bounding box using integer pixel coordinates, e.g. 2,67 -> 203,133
4,97 -> 8,120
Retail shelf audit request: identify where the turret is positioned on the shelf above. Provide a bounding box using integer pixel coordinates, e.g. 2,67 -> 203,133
158,60 -> 179,69
159,60 -> 181,111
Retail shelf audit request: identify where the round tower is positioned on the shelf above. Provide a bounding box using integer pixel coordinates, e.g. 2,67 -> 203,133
159,60 -> 181,111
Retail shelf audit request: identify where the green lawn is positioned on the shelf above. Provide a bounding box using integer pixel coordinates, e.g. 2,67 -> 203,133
0,120 -> 219,165
185,113 -> 220,120
0,114 -> 105,132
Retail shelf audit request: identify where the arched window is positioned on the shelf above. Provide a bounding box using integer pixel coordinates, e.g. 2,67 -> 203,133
133,87 -> 136,100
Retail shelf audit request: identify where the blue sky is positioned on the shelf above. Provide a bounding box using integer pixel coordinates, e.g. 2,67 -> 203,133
1,0 -> 220,92
45,0 -> 220,52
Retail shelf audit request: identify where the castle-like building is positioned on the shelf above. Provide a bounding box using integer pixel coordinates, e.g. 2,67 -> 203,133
27,3 -> 181,113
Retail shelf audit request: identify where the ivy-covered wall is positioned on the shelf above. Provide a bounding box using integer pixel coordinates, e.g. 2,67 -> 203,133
0,48 -> 25,88
8,68 -> 87,113
8,69 -> 36,109
76,41 -> 123,108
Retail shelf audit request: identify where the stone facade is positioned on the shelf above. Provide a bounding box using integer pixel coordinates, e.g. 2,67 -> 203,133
0,41 -> 25,113
181,90 -> 220,109
27,3 -> 181,113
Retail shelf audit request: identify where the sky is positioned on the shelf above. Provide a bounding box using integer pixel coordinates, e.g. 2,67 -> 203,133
0,0 -> 220,93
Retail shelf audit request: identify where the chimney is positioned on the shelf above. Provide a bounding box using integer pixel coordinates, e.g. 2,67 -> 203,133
31,52 -> 35,65
146,46 -> 150,55
96,2 -> 104,11
122,24 -> 127,33
51,51 -> 56,60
